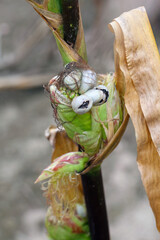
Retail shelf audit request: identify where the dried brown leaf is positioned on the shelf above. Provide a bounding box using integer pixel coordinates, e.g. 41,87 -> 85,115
27,0 -> 62,31
109,6 -> 160,231
45,125 -> 78,161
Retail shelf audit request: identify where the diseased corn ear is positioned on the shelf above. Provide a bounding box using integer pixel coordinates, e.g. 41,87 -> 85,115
109,6 -> 160,232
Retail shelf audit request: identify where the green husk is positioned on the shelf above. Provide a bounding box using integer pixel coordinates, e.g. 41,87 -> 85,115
45,206 -> 90,240
35,152 -> 89,183
46,225 -> 90,240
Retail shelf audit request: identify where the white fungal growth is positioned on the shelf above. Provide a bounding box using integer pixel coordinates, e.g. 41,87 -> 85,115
50,85 -> 71,106
84,85 -> 109,106
63,67 -> 97,94
71,95 -> 93,114
49,64 -> 109,115
79,70 -> 97,94
71,85 -> 109,114
63,70 -> 81,91
76,204 -> 87,218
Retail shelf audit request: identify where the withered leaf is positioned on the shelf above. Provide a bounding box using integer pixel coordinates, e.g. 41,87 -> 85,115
45,125 -> 78,161
109,6 -> 160,231
27,0 -> 62,31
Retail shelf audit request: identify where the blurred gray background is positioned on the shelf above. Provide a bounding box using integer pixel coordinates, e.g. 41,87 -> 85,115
1,0 -> 160,239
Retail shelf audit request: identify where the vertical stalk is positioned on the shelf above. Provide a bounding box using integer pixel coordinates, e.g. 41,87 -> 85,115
61,1 -> 110,239
50,0 -> 110,238
81,166 -> 110,240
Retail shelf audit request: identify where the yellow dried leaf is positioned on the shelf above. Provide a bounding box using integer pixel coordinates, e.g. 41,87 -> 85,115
51,130 -> 78,161
27,0 -> 63,31
45,125 -> 78,161
109,6 -> 160,231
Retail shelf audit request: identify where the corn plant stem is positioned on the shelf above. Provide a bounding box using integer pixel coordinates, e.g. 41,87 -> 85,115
81,166 -> 110,240
60,1 -> 110,238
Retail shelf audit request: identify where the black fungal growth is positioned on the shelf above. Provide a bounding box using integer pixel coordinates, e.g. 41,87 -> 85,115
96,88 -> 109,103
78,101 -> 90,109
62,0 -> 79,47
102,89 -> 109,102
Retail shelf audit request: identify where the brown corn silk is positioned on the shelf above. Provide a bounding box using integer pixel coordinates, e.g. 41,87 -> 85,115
44,126 -> 84,222
109,7 -> 160,231
45,174 -> 84,223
